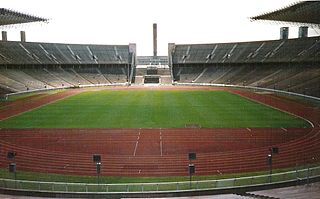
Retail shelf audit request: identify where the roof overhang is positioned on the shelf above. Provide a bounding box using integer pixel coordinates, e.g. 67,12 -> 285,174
250,1 -> 320,26
0,8 -> 48,27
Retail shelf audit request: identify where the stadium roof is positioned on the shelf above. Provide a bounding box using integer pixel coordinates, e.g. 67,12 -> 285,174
250,1 -> 320,26
0,8 -> 48,27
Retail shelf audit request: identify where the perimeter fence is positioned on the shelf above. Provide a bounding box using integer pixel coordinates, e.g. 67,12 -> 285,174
1,166 -> 319,193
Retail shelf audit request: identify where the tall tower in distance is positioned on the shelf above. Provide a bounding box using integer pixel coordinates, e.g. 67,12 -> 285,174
153,23 -> 157,57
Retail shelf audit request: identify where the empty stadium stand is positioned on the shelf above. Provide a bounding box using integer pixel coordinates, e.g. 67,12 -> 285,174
0,41 -> 135,94
170,36 -> 320,97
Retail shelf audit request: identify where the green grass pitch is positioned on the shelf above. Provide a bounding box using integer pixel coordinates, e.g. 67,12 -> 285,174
0,90 -> 310,128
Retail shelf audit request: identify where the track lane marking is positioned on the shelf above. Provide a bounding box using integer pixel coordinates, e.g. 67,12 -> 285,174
160,129 -> 163,156
133,131 -> 140,156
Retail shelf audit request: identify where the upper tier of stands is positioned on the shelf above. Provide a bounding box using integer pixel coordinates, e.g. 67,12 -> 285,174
0,41 -> 130,65
171,36 -> 320,64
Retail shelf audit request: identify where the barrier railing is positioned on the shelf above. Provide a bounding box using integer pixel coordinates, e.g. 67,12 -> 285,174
1,166 -> 319,193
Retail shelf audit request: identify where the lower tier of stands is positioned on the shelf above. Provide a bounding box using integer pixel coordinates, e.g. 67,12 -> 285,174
0,65 -> 130,95
173,64 -> 320,98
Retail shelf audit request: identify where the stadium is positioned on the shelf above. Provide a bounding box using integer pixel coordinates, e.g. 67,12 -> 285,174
0,1 -> 320,198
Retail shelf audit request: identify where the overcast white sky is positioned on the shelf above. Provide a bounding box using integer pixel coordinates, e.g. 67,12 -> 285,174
1,0 -> 319,55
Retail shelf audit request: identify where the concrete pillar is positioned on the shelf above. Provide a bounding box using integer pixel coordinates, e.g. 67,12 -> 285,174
129,43 -> 137,66
153,23 -> 157,57
168,43 -> 175,57
168,43 -> 175,67
2,31 -> 7,41
298,26 -> 308,38
20,31 -> 26,42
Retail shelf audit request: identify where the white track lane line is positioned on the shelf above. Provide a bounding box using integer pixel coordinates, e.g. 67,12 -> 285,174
160,129 -> 163,156
133,131 -> 140,156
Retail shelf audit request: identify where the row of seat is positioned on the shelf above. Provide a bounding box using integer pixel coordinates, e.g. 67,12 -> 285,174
0,66 -> 129,93
173,65 -> 320,97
